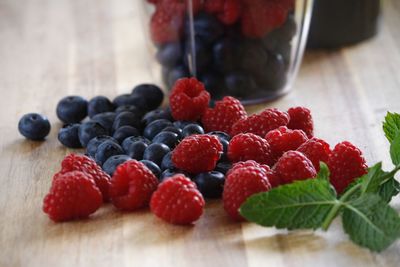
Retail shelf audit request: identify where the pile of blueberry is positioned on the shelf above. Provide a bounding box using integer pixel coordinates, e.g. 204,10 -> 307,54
158,12 -> 296,101
18,84 -> 230,198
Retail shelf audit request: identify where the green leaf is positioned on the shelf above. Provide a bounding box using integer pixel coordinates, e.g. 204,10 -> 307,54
342,194 -> 400,252
240,177 -> 338,230
390,134 -> 400,165
379,178 -> 400,202
316,162 -> 330,181
360,162 -> 386,195
383,112 -> 400,143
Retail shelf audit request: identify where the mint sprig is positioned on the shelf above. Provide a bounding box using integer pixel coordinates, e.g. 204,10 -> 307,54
240,112 -> 400,252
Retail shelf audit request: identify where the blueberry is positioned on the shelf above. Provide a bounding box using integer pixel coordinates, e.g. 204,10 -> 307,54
213,38 -> 242,73
58,124 -> 82,148
156,42 -> 183,67
143,143 -> 170,166
95,140 -> 124,165
161,126 -> 183,139
132,84 -> 164,111
143,119 -> 172,140
208,131 -> 231,141
173,121 -> 193,130
87,96 -> 114,118
112,126 -> 140,143
258,53 -> 287,91
167,65 -> 189,88
215,162 -> 232,175
140,160 -> 162,178
142,109 -> 173,126
160,169 -> 188,182
200,72 -> 225,99
193,171 -> 225,198
86,135 -> 117,158
122,136 -> 151,152
56,96 -> 88,123
152,131 -> 179,149
112,94 -> 138,107
219,138 -> 229,162
242,41 -> 269,77
225,72 -> 257,97
184,38 -> 211,74
182,124 -> 204,137
18,113 -> 51,141
189,12 -> 224,45
92,112 -> 116,132
160,152 -> 174,171
112,111 -> 142,132
102,155 -> 131,176
125,141 -> 149,160
78,121 -> 108,147
115,105 -> 143,117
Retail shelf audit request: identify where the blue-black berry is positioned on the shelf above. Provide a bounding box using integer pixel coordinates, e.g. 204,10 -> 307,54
193,171 -> 225,198
115,105 -> 143,117
142,109 -> 173,126
161,126 -> 183,139
112,126 -> 140,143
125,141 -> 149,160
143,119 -> 172,140
182,124 -> 204,137
208,131 -> 231,141
58,124 -> 82,148
121,136 -> 151,152
56,96 -> 88,123
132,84 -> 164,111
112,111 -> 142,132
140,160 -> 161,178
102,155 -> 131,176
92,112 -> 116,132
78,121 -> 108,147
143,143 -> 170,166
215,162 -> 232,175
95,140 -> 124,165
156,42 -> 182,67
18,113 -> 51,141
152,131 -> 179,149
173,121 -> 193,130
86,135 -> 117,158
159,169 -> 183,182
87,96 -> 114,118
160,152 -> 174,171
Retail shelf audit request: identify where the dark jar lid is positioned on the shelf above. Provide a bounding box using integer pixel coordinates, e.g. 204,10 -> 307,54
307,0 -> 381,49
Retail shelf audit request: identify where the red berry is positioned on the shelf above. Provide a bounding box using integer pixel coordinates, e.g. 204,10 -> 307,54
287,107 -> 314,138
172,134 -> 223,173
241,0 -> 291,38
265,126 -> 308,162
109,160 -> 159,211
327,141 -> 367,194
297,137 -> 331,171
223,165 -> 271,221
273,151 -> 317,184
201,96 -> 247,135
232,108 -> 289,137
170,78 -> 211,121
228,133 -> 274,166
43,171 -> 102,222
204,0 -> 241,25
150,175 -> 205,224
150,5 -> 184,45
160,0 -> 203,14
60,153 -> 111,201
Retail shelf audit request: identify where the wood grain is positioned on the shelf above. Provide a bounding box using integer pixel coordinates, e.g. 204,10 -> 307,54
0,0 -> 399,266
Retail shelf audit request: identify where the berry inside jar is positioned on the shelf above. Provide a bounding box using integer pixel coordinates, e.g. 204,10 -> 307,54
146,0 -> 303,104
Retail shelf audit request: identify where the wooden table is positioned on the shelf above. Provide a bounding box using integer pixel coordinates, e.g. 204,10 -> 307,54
1,0 -> 399,266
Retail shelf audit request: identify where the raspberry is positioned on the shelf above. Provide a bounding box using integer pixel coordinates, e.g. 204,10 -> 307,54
172,134 -> 223,173
327,141 -> 367,194
228,133 -> 274,166
150,175 -> 205,224
201,96 -> 247,135
223,165 -> 271,221
150,5 -> 184,45
43,171 -> 102,222
60,154 -> 111,201
297,137 -> 331,171
169,78 -> 211,121
265,126 -> 308,162
159,0 -> 203,14
287,107 -> 314,138
273,151 -> 317,184
241,0 -> 292,38
204,0 -> 241,25
231,108 -> 289,137
109,160 -> 159,211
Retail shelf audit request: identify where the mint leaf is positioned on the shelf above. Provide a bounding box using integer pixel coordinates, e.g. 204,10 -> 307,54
390,134 -> 400,165
342,194 -> 400,252
240,177 -> 338,230
379,178 -> 400,202
360,162 -> 386,195
383,112 -> 400,143
316,162 -> 330,180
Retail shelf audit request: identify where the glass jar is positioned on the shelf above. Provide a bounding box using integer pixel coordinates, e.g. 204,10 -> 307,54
141,0 -> 314,104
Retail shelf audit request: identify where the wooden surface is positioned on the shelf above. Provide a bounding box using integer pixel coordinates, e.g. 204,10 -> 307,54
0,0 -> 400,266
